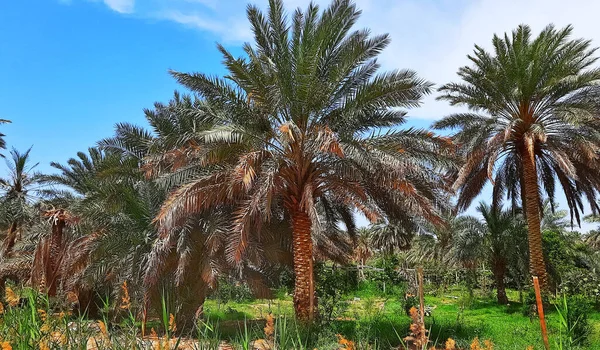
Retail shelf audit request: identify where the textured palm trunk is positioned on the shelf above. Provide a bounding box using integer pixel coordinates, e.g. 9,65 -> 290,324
492,260 -> 508,304
291,208 -> 317,322
2,221 -> 19,257
521,137 -> 548,289
46,216 -> 65,296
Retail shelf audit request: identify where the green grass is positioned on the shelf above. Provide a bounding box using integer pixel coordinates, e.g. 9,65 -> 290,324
2,286 -> 599,349
204,287 -> 600,349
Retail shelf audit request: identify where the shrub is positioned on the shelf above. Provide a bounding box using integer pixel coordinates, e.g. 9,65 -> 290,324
211,278 -> 255,304
564,295 -> 592,345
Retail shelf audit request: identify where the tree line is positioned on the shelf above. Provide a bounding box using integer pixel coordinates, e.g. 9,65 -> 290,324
1,0 -> 600,326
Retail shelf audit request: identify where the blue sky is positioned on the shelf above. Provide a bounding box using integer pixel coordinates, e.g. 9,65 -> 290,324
1,0 -> 599,231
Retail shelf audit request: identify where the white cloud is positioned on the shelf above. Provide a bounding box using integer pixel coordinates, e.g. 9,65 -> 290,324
103,0 -> 135,13
143,0 -> 600,120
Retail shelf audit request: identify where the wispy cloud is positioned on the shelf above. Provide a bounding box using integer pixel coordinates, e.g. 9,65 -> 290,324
103,0 -> 135,13
60,0 -> 600,120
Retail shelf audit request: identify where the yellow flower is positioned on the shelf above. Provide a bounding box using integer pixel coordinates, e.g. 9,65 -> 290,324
5,288 -> 18,307
38,309 -> 47,322
51,331 -> 67,345
40,323 -> 51,333
39,341 -> 50,350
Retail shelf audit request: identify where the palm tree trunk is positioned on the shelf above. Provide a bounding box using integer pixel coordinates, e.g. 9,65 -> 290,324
521,137 -> 548,289
493,260 -> 508,304
291,208 -> 317,322
47,216 -> 65,297
2,221 -> 19,257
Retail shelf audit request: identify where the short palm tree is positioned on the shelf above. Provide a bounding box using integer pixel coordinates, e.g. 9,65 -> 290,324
584,214 -> 600,250
157,0 -> 451,321
434,24 -> 600,288
477,202 -> 527,304
0,148 -> 45,257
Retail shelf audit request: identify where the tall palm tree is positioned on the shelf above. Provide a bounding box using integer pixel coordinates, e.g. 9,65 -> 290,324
156,0 -> 451,321
434,25 -> 600,288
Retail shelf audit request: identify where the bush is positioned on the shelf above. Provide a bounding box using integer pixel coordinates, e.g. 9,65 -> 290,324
521,288 -> 550,317
316,264 -> 357,322
560,268 -> 600,310
565,295 -> 592,345
555,294 -> 593,346
211,278 -> 255,304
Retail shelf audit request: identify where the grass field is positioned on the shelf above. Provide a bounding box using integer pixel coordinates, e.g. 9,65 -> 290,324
200,287 -> 600,349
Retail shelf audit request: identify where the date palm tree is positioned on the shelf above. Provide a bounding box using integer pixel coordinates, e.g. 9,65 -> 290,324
0,148 -> 45,257
477,202 -> 527,304
0,119 -> 10,155
157,0 -> 451,321
434,24 -> 600,288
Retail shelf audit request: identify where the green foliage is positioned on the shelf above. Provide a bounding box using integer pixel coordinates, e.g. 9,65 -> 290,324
560,269 -> 600,309
555,294 -> 593,347
316,264 -> 357,322
211,278 -> 255,305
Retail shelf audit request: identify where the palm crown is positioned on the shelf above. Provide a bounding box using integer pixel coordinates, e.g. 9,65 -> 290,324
434,24 -> 600,287
155,0 -> 451,321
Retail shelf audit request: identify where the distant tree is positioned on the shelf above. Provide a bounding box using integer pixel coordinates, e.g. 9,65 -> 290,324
0,147 -> 45,291
353,228 -> 373,280
477,202 -> 527,304
0,148 -> 44,257
434,25 -> 600,288
0,119 -> 10,155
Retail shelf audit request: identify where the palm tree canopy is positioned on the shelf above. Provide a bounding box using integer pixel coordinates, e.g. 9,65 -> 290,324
0,147 -> 45,225
434,24 -> 600,225
154,0 -> 453,264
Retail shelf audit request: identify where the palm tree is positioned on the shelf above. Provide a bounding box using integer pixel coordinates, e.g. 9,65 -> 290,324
156,0 -> 451,321
434,24 -> 600,288
477,202 -> 527,304
353,228 -> 373,280
584,214 -> 600,250
0,148 -> 45,258
0,119 -> 10,155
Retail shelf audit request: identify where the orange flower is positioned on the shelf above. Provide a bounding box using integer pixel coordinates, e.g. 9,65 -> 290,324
336,334 -> 355,350
168,313 -> 177,333
98,320 -> 108,337
1,342 -> 11,350
0,302 -> 4,314
264,313 -> 275,341
470,337 -> 481,350
445,338 -> 457,350
405,307 -> 428,348
66,291 -> 79,304
120,281 -> 131,310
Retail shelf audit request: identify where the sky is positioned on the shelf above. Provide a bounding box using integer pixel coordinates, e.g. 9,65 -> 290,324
1,0 -> 599,231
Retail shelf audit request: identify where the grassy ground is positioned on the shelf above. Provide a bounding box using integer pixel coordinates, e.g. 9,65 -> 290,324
203,287 -> 600,349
